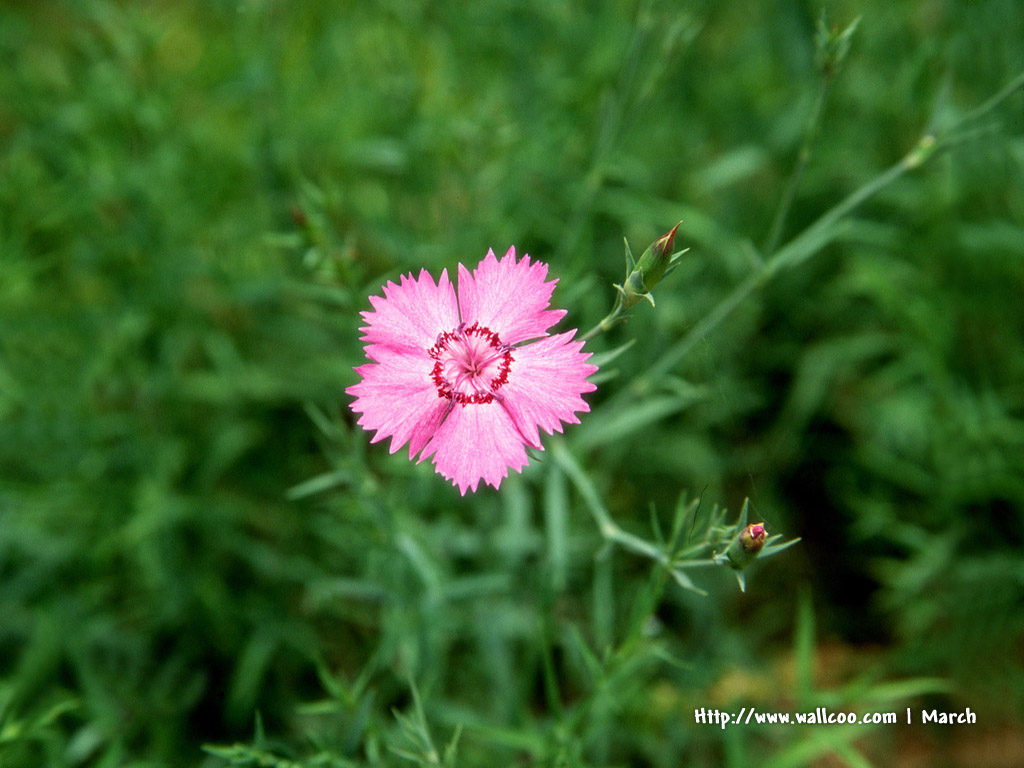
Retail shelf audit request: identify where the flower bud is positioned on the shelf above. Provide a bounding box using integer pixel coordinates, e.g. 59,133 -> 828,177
724,523 -> 767,570
740,522 -> 766,553
814,13 -> 859,79
618,223 -> 682,310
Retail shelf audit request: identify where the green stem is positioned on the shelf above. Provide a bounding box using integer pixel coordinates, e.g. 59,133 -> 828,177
624,150 -> 915,391
953,68 -> 1024,128
580,293 -> 624,342
763,76 -> 833,256
766,147 -> 918,275
616,67 -> 1024,392
550,441 -> 669,567
555,3 -> 650,264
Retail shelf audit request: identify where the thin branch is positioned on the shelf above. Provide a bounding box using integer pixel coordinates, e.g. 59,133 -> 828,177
763,76 -> 833,256
613,67 -> 1024,394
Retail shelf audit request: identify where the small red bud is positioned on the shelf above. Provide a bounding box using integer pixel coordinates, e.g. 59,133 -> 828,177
724,522 -> 768,570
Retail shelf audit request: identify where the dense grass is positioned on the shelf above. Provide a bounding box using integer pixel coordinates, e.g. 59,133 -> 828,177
2,1 -> 1023,766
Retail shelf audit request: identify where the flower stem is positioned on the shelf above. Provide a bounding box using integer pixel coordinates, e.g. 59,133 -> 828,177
580,293 -> 624,342
550,441 -> 669,567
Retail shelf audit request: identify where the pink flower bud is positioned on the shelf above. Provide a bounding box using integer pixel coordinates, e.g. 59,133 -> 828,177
739,523 -> 767,554
724,522 -> 768,570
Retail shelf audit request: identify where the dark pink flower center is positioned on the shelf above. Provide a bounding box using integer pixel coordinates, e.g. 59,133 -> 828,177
428,322 -> 513,405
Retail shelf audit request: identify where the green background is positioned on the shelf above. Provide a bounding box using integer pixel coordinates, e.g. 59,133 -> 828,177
2,0 -> 1023,766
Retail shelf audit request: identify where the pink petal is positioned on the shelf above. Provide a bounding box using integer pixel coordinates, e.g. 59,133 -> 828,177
457,247 -> 566,344
498,331 -> 598,448
360,268 -> 459,354
346,346 -> 449,458
418,402 -> 530,494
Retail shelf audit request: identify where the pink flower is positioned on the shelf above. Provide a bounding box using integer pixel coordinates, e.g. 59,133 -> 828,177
347,247 -> 598,494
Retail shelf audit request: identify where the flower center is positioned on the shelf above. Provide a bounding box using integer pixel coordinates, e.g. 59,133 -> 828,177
428,322 -> 513,405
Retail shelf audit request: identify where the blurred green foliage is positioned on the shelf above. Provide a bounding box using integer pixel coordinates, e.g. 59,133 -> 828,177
2,0 -> 1023,766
